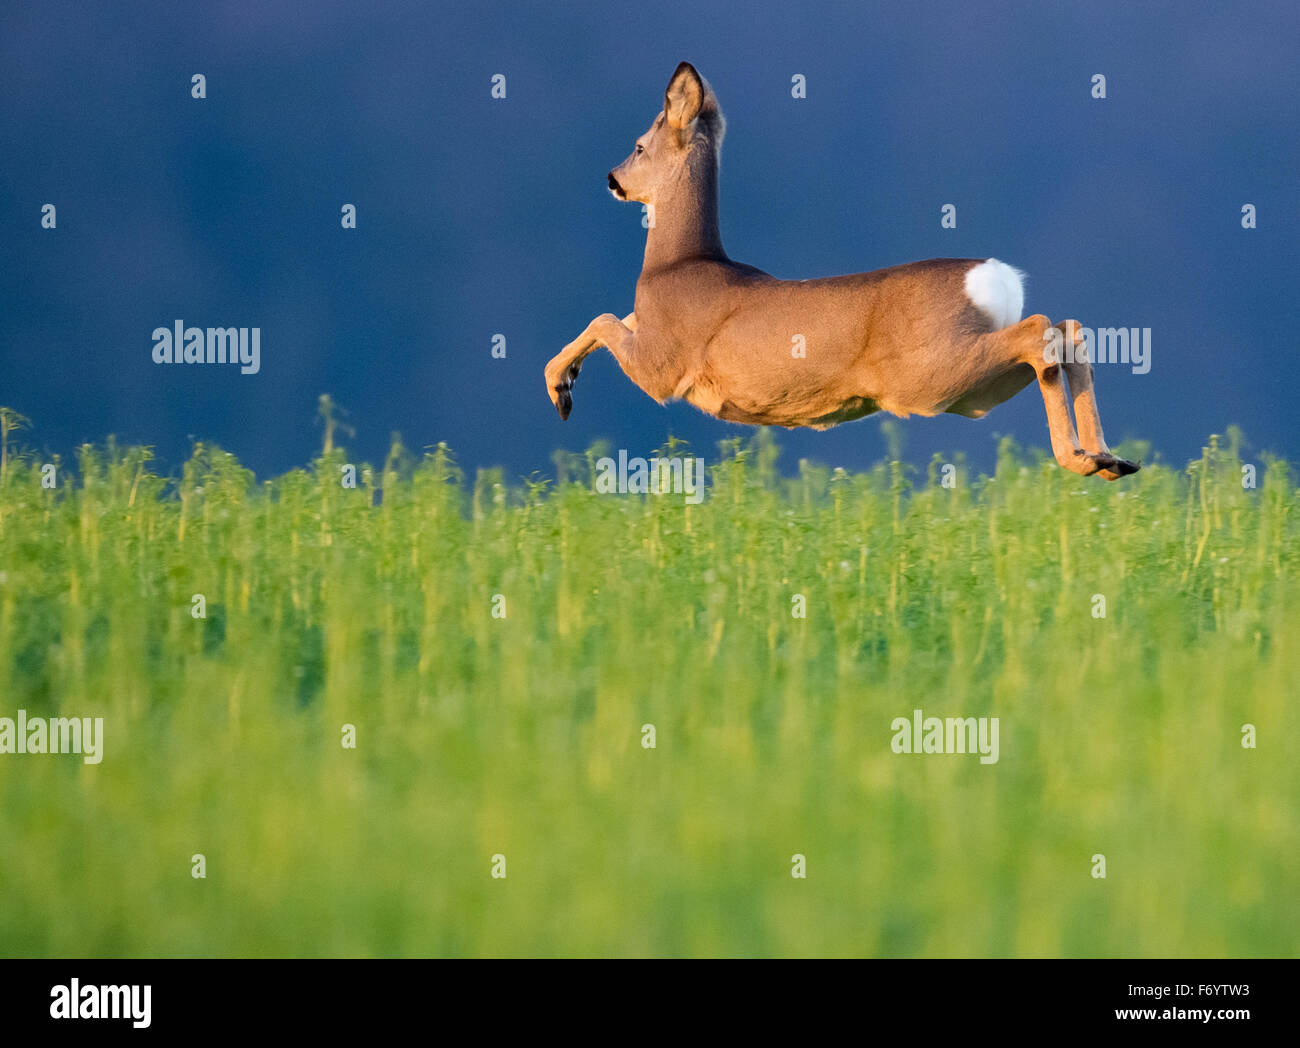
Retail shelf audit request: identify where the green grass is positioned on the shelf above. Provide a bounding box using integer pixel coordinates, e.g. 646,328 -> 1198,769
0,421 -> 1296,957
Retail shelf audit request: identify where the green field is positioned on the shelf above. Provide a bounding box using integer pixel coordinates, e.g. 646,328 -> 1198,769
0,416 -> 1295,957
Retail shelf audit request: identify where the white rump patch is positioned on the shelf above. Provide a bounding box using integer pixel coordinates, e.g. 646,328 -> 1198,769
964,258 -> 1025,330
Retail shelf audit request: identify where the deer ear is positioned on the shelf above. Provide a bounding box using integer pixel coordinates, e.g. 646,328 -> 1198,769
664,61 -> 705,130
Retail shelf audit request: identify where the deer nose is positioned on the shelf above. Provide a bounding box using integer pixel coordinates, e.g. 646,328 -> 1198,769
608,172 -> 624,196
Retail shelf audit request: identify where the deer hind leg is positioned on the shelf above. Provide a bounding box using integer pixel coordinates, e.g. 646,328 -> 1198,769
1056,320 -> 1140,480
544,312 -> 636,420
987,314 -> 1128,478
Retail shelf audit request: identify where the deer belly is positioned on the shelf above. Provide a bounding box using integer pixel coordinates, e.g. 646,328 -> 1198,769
679,361 -> 879,428
714,392 -> 879,429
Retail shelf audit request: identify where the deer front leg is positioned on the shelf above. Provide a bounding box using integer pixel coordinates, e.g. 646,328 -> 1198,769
545,312 -> 636,420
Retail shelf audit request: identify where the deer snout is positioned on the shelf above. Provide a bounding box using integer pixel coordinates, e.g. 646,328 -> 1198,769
607,172 -> 626,200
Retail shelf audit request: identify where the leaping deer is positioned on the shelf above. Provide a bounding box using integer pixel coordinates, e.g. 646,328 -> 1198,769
545,61 -> 1139,480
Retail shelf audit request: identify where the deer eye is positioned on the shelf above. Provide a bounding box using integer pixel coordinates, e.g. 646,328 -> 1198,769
635,143 -> 645,155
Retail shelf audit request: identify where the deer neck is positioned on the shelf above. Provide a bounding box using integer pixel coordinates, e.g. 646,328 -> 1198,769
643,155 -> 725,271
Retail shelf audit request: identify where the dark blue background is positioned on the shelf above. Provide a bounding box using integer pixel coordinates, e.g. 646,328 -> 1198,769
2,0 -> 1297,479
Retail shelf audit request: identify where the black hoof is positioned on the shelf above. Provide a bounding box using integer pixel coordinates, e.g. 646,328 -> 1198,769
1094,454 -> 1141,480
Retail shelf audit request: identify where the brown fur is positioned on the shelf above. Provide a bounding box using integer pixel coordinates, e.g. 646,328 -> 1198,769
545,62 -> 1139,480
